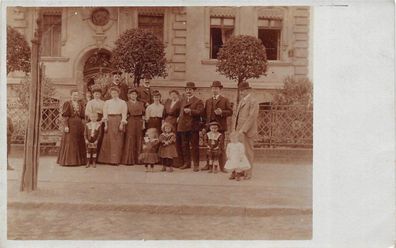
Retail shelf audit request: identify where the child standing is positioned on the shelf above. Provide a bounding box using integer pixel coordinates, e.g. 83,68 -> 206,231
158,122 -> 178,172
84,113 -> 103,168
139,128 -> 160,172
224,132 -> 251,181
204,121 -> 224,173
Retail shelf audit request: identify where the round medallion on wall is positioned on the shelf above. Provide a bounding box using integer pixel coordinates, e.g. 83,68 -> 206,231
91,8 -> 110,26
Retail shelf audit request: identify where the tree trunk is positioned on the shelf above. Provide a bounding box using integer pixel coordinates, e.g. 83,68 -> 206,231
133,73 -> 141,87
20,33 -> 41,192
236,78 -> 243,104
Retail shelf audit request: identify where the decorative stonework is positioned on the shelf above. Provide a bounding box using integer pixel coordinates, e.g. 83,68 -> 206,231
210,7 -> 237,17
81,7 -> 117,34
292,7 -> 310,77
91,8 -> 110,26
257,7 -> 285,19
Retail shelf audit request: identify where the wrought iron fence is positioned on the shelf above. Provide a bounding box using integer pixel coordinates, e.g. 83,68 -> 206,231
8,97 -> 62,145
255,105 -> 313,148
9,102 -> 312,149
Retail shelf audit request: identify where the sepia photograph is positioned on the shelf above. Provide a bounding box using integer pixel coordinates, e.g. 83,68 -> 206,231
5,4 -> 314,241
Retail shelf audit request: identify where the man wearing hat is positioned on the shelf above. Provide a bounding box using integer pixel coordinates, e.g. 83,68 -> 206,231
234,82 -> 259,179
202,80 -> 233,172
103,71 -> 129,101
177,82 -> 204,172
137,80 -> 153,107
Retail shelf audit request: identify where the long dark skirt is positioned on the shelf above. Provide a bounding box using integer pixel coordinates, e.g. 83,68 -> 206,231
121,116 -> 143,165
57,116 -> 87,166
147,117 -> 162,134
97,115 -> 124,165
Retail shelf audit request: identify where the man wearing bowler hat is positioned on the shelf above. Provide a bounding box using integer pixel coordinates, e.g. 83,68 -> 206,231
103,71 -> 129,101
234,81 -> 259,179
177,82 -> 204,172
202,80 -> 233,172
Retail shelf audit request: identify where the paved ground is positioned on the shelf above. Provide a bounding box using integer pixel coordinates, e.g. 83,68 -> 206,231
7,153 -> 312,240
8,207 -> 311,240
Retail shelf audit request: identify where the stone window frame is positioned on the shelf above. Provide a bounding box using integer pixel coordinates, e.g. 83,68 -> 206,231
202,7 -> 239,62
132,7 -> 171,46
39,8 -> 68,60
254,7 -> 292,63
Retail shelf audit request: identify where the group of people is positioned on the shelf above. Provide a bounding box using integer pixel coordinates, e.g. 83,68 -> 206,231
56,70 -> 259,180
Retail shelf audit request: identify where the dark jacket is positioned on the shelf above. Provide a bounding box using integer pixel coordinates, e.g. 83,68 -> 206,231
177,95 -> 204,132
137,86 -> 152,106
163,99 -> 181,129
204,95 -> 233,131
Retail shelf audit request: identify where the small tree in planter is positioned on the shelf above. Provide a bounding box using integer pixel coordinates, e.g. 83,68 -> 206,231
111,28 -> 168,87
216,35 -> 268,103
7,25 -> 31,75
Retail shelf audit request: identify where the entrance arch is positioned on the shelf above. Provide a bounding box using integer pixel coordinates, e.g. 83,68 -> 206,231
73,46 -> 114,93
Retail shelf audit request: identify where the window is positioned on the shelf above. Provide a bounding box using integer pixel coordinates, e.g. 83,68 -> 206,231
258,19 -> 282,60
138,15 -> 164,42
210,17 -> 234,59
41,97 -> 60,131
42,14 -> 62,57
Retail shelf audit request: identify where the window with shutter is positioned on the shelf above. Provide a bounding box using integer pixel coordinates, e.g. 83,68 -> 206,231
138,14 -> 165,42
42,14 -> 62,57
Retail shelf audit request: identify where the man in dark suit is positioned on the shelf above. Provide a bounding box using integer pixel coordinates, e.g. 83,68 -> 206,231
177,82 -> 204,172
137,80 -> 152,107
201,81 -> 233,172
103,71 -> 129,101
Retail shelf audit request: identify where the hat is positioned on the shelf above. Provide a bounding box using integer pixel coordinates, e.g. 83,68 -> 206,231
211,81 -> 223,88
169,89 -> 180,95
208,121 -> 221,129
91,84 -> 103,94
112,70 -> 122,75
185,82 -> 197,90
239,82 -> 252,90
152,90 -> 161,97
128,88 -> 139,95
161,122 -> 174,132
109,86 -> 121,93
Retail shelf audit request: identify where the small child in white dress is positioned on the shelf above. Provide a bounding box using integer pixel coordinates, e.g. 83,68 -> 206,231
224,132 -> 251,181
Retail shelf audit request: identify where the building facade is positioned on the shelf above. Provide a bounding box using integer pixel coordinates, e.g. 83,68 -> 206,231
7,6 -> 312,147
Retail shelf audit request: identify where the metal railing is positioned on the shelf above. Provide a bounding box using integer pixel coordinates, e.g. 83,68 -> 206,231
255,105 -> 313,148
9,103 -> 313,149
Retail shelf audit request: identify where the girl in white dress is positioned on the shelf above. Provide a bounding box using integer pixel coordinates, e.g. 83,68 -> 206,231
224,132 -> 251,181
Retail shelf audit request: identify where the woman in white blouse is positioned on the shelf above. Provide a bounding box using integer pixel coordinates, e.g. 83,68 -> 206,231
85,87 -> 105,122
97,86 -> 127,165
145,90 -> 164,134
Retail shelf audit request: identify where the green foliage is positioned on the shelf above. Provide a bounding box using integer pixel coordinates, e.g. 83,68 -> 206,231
16,75 -> 56,109
110,29 -> 167,87
7,25 -> 31,75
216,35 -> 268,85
272,76 -> 313,107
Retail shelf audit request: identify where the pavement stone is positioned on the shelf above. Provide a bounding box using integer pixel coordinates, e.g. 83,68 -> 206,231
7,155 -> 312,240
7,156 -> 312,216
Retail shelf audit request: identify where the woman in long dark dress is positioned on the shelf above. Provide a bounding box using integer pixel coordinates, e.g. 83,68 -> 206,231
57,89 -> 87,166
121,88 -> 145,165
97,86 -> 127,165
163,90 -> 182,167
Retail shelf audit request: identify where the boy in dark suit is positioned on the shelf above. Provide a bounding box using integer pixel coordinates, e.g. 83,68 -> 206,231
177,82 -> 204,172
